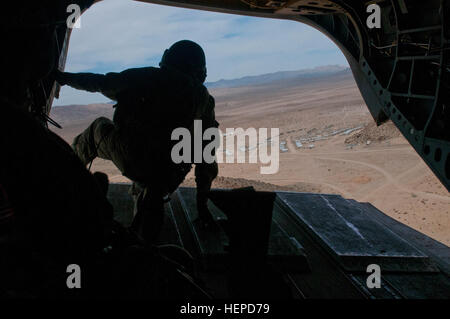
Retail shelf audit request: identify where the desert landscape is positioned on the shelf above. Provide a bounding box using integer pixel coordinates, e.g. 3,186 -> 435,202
51,67 -> 450,246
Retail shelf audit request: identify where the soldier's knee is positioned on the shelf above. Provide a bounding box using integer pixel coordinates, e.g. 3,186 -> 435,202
92,117 -> 115,138
94,116 -> 112,123
93,116 -> 113,126
90,117 -> 113,133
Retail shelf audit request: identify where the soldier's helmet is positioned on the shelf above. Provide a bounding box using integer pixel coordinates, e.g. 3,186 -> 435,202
159,40 -> 207,83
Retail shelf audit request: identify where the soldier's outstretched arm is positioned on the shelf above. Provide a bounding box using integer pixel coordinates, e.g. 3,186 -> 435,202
53,69 -> 126,101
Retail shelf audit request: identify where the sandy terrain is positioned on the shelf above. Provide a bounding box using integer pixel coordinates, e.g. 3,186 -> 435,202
51,70 -> 450,246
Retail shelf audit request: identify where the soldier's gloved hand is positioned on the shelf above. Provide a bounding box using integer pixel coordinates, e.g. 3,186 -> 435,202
51,69 -> 67,86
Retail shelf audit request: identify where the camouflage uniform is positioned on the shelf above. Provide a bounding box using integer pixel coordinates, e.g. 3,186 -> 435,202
58,66 -> 219,240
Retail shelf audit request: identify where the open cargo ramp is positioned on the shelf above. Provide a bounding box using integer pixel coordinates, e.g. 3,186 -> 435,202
108,183 -> 450,299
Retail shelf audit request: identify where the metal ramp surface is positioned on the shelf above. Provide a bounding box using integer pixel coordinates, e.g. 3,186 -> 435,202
276,192 -> 437,272
107,184 -> 450,299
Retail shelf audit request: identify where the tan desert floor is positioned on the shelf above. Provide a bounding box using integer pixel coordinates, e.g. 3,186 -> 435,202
51,71 -> 450,246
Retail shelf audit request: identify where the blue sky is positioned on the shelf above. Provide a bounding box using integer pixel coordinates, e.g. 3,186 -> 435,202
55,0 -> 348,106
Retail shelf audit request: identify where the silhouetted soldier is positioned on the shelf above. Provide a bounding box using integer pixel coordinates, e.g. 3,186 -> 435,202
54,40 -> 219,242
